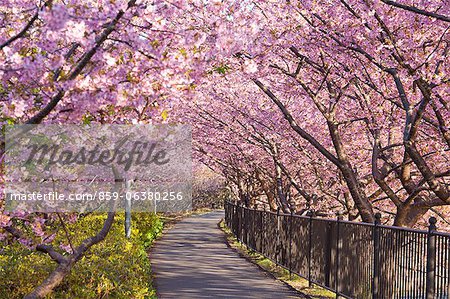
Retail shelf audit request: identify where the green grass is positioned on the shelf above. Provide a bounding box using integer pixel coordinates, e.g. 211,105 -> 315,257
0,213 -> 163,299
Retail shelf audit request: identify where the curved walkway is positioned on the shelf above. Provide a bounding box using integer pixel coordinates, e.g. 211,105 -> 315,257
150,211 -> 302,298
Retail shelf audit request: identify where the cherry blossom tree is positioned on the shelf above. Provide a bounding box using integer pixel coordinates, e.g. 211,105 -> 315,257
188,0 -> 449,227
0,0 -> 261,296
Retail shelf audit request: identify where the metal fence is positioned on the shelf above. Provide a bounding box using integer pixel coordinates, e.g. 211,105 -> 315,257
224,201 -> 450,299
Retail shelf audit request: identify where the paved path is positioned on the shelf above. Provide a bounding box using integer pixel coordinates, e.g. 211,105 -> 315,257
150,211 -> 302,298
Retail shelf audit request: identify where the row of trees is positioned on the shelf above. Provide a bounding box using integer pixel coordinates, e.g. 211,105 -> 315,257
190,0 -> 449,228
0,0 -> 259,297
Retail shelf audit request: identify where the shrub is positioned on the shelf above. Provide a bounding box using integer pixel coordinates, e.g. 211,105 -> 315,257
0,212 -> 163,299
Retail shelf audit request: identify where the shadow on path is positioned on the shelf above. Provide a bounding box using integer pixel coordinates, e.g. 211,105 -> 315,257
150,211 -> 302,298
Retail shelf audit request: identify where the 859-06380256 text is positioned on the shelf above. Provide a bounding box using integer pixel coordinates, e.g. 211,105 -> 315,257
7,191 -> 185,202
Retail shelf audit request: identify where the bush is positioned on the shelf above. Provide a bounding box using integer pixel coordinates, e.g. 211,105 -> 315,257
0,212 -> 163,299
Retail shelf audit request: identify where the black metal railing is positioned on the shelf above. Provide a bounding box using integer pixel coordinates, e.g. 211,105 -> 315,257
224,201 -> 450,299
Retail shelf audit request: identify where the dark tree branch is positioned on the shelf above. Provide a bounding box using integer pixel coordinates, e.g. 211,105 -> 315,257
380,0 -> 450,23
0,0 -> 53,49
26,0 -> 137,124
253,79 -> 340,166
36,245 -> 65,264
404,140 -> 449,202
24,166 -> 123,299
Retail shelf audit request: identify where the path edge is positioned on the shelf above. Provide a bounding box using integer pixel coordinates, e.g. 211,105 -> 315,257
217,219 -> 311,299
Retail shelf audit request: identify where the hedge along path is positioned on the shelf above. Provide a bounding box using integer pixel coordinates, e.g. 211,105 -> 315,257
150,211 -> 302,298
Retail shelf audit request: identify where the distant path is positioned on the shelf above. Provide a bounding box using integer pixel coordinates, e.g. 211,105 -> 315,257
150,211 -> 302,298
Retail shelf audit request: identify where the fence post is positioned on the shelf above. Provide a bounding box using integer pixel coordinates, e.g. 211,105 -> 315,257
228,201 -> 230,226
372,213 -> 381,299
261,205 -> 265,255
289,209 -> 294,279
226,201 -> 229,226
229,201 -> 232,231
236,201 -> 242,243
276,207 -> 281,265
307,210 -> 314,288
244,204 -> 248,249
243,203 -> 246,244
230,201 -> 233,226
335,212 -> 343,298
426,217 -> 437,299
224,201 -> 227,226
253,204 -> 257,251
324,221 -> 332,288
232,202 -> 235,233
234,202 -> 238,236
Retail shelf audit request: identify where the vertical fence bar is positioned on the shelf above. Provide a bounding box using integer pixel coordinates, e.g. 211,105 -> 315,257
394,230 -> 400,299
445,235 -> 449,298
238,202 -> 240,239
373,213 -> 381,299
261,206 -> 265,255
335,212 -> 343,298
406,231 -> 411,298
235,201 -> 239,236
421,231 -> 426,298
232,201 -> 235,234
234,202 -> 238,239
289,210 -> 293,279
244,206 -> 250,251
426,217 -> 437,299
253,204 -> 257,251
437,236 -> 441,298
276,207 -> 281,265
241,203 -> 245,243
325,221 -> 332,288
236,203 -> 240,241
232,202 -> 235,234
308,210 -> 313,288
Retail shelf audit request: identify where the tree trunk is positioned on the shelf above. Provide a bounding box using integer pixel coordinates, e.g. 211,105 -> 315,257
394,205 -> 429,227
24,209 -> 117,298
24,261 -> 73,299
328,121 -> 375,223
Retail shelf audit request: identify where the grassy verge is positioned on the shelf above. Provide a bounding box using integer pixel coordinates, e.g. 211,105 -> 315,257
0,213 -> 163,299
219,219 -> 335,299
